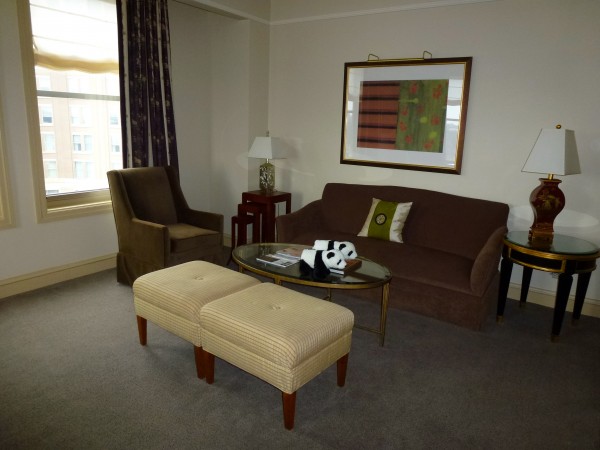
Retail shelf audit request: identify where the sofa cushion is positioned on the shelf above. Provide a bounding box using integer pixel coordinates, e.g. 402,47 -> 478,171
357,198 -> 412,243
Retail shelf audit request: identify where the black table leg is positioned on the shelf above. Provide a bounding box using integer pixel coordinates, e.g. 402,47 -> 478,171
572,272 -> 592,324
519,266 -> 533,307
497,257 -> 513,322
551,273 -> 574,342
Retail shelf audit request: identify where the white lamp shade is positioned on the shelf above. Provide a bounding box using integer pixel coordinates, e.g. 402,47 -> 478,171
522,128 -> 581,176
248,137 -> 290,160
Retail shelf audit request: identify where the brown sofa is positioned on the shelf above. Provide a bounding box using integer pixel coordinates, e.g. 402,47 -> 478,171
276,183 -> 509,330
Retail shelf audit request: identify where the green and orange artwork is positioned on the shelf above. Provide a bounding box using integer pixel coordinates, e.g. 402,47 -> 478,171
357,79 -> 449,153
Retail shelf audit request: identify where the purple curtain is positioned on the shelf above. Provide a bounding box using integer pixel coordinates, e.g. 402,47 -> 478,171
116,0 -> 178,170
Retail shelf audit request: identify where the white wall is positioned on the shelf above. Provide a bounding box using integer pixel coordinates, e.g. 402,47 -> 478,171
267,0 -> 600,303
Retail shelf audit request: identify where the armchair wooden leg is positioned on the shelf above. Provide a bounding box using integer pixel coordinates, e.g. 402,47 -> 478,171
136,316 -> 147,346
282,391 -> 297,430
337,353 -> 349,387
194,346 -> 205,379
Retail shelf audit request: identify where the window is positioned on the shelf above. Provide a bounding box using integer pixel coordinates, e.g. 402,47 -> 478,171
71,134 -> 94,153
36,74 -> 50,90
67,75 -> 91,94
18,0 -> 121,221
39,104 -> 53,125
43,159 -> 57,178
69,104 -> 92,127
72,134 -> 82,152
110,133 -> 121,153
41,132 -> 55,152
109,104 -> 120,126
73,161 -> 94,179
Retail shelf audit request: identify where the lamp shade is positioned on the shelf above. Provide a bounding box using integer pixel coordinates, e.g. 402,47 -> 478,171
522,127 -> 581,176
248,137 -> 290,160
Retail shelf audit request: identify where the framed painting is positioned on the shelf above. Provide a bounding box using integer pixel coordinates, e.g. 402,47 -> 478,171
340,57 -> 472,174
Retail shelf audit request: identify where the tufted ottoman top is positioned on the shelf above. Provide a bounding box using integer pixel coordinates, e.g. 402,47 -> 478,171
132,261 -> 261,323
200,283 -> 354,368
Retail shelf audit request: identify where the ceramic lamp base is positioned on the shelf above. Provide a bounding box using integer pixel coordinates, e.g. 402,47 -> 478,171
528,177 -> 564,246
259,161 -> 275,193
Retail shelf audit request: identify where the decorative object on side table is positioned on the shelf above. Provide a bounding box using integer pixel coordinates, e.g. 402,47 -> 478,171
248,134 -> 291,193
522,124 -> 581,247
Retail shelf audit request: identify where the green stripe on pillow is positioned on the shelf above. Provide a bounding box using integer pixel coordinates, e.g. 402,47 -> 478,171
358,198 -> 413,243
367,200 -> 398,240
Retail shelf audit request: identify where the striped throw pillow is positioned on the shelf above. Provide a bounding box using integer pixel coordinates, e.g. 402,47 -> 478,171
357,198 -> 412,243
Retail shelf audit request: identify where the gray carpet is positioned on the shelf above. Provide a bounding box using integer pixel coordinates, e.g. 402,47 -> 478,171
1,265 -> 599,449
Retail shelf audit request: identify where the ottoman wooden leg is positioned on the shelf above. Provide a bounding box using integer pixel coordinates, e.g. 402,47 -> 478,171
282,391 -> 297,430
136,316 -> 147,346
203,349 -> 215,384
194,346 -> 205,379
337,353 -> 349,387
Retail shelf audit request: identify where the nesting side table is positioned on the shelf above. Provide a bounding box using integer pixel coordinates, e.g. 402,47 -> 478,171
241,190 -> 291,243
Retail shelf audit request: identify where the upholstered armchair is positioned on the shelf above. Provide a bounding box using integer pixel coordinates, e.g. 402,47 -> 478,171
107,167 -> 224,285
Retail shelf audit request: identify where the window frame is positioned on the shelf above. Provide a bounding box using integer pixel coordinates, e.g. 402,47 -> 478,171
17,1 -> 116,222
0,92 -> 15,229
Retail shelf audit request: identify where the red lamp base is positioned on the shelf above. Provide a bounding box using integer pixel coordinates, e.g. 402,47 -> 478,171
528,177 -> 564,246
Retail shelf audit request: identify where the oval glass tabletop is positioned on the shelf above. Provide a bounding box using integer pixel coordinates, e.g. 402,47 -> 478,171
232,243 -> 391,288
505,231 -> 599,256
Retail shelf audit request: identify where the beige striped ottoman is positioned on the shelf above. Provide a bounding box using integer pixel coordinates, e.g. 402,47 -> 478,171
199,282 -> 354,430
132,261 -> 260,379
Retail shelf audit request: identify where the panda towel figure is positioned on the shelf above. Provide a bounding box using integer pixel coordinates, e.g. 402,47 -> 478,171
313,240 -> 358,260
299,249 -> 346,280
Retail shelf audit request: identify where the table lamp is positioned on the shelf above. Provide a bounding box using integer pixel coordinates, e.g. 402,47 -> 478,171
248,136 -> 290,193
521,124 -> 581,246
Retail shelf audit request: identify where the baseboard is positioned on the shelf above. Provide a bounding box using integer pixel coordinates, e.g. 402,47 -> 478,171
508,284 -> 600,318
0,254 -> 116,300
2,253 -> 598,321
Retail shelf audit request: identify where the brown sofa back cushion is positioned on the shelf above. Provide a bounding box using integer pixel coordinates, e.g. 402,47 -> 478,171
320,183 -> 509,260
121,167 -> 178,225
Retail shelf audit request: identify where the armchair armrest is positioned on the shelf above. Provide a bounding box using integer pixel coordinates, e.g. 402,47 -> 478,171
121,218 -> 170,266
182,209 -> 224,234
470,226 -> 507,294
276,200 -> 326,243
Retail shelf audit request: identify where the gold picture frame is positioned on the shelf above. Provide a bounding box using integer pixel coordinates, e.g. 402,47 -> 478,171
340,57 -> 472,174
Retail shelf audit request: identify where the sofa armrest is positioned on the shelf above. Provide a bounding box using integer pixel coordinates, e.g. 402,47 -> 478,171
470,226 -> 507,294
276,199 -> 326,242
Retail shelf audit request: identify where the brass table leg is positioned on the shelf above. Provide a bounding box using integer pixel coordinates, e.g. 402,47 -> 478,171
379,282 -> 390,346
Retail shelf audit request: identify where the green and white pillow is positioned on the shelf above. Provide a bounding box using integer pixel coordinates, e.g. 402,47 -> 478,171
357,198 -> 412,243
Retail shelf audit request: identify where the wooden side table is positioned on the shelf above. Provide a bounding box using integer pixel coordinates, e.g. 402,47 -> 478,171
497,231 -> 599,341
241,190 -> 291,243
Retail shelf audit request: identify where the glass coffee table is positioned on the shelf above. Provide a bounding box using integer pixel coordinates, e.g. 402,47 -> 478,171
232,243 -> 392,346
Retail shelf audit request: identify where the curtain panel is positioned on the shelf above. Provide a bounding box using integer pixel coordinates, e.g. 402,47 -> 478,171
117,0 -> 178,170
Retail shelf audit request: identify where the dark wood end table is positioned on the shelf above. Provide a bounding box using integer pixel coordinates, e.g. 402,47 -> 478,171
497,231 -> 599,341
